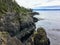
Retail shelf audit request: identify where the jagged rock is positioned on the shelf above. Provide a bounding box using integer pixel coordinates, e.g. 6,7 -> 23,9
24,27 -> 50,45
0,12 -> 20,37
33,17 -> 38,22
34,27 -> 50,45
7,37 -> 24,45
0,31 -> 24,45
0,31 -> 10,45
0,0 -> 50,45
0,11 -> 38,44
0,11 -> 37,44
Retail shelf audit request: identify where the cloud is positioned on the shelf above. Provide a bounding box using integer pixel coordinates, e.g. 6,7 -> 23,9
34,6 -> 60,10
15,0 -> 60,8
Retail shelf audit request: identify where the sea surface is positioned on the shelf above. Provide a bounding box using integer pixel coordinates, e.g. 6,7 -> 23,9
34,11 -> 60,45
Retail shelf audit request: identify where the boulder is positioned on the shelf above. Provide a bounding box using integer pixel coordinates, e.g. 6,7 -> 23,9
24,27 -> 50,45
34,27 -> 50,45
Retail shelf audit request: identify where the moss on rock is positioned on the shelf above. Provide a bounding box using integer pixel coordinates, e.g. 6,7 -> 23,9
24,27 -> 50,45
34,27 -> 50,45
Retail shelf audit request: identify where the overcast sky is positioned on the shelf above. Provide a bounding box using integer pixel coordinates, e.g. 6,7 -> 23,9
15,0 -> 60,8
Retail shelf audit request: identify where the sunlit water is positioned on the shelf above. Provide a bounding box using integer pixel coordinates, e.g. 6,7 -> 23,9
34,11 -> 60,45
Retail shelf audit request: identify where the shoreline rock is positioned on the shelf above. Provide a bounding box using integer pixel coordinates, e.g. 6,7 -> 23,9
24,27 -> 50,45
0,0 -> 50,45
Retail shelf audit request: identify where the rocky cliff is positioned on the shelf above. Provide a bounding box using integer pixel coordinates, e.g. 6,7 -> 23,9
0,0 -> 50,45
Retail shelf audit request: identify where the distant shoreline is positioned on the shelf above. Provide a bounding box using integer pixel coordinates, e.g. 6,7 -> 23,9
33,9 -> 60,11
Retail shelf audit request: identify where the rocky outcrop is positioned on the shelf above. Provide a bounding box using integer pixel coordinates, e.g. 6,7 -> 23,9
0,11 -> 37,45
0,9 -> 39,45
34,27 -> 50,45
0,0 -> 50,45
0,31 -> 23,45
25,27 -> 50,45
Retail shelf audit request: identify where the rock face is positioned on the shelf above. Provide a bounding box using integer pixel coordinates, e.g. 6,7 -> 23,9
25,27 -> 50,45
34,27 -> 50,45
0,11 -> 37,45
0,31 -> 23,45
1,12 -> 20,36
0,0 -> 50,45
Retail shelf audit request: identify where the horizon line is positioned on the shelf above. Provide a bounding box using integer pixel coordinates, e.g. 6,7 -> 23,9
33,9 -> 60,11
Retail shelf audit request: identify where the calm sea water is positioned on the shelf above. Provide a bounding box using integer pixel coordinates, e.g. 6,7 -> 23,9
34,11 -> 60,45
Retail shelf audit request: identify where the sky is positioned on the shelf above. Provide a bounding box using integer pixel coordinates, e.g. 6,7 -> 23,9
15,0 -> 60,9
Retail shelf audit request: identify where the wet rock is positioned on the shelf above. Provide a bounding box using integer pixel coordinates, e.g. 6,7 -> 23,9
33,17 -> 38,22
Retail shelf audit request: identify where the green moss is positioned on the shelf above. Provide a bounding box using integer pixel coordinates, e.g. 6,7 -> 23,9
33,27 -> 50,45
0,0 -> 34,16
37,27 -> 47,36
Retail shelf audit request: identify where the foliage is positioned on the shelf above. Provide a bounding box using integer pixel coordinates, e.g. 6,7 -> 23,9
0,0 -> 34,15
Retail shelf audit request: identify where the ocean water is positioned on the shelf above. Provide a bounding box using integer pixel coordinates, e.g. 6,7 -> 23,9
34,11 -> 60,45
